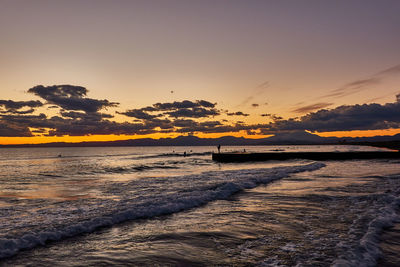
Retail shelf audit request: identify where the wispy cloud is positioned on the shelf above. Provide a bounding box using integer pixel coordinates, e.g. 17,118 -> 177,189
236,81 -> 269,107
376,64 -> 400,76
256,81 -> 269,89
320,63 -> 400,100
321,77 -> 381,99
291,102 -> 333,113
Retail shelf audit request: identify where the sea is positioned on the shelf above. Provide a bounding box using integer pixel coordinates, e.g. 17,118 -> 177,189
0,145 -> 399,266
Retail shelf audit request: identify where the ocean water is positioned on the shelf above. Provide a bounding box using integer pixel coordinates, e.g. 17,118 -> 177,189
0,145 -> 399,266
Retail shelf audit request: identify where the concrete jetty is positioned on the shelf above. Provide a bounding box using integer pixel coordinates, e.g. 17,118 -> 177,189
212,151 -> 400,162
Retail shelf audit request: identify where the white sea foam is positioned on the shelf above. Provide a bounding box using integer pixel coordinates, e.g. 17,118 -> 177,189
259,256 -> 284,267
333,193 -> 400,267
280,243 -> 297,252
0,162 -> 325,259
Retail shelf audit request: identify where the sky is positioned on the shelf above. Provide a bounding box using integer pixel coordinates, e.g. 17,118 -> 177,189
1,0 -> 400,144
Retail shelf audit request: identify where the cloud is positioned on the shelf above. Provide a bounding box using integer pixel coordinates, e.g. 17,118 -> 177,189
0,93 -> 222,136
120,100 -> 220,120
0,122 -> 33,137
0,113 -> 158,137
237,95 -> 254,107
118,108 -> 160,120
5,83 -> 400,138
142,118 -> 173,130
252,103 -> 259,107
197,100 -> 216,108
30,128 -> 48,134
320,63 -> 400,100
0,108 -> 36,115
166,107 -> 219,118
291,102 -> 333,113
377,64 -> 400,76
60,111 -> 114,121
227,111 -> 249,116
236,82 -> 268,108
0,100 -> 43,114
261,96 -> 400,133
0,113 -> 58,136
0,87 -> 186,137
0,100 -> 43,110
0,113 -> 54,129
28,85 -> 119,113
169,119 -> 228,133
257,81 -> 269,89
45,119 -> 156,137
322,77 -> 381,99
170,119 -> 198,128
0,109 -> 157,137
152,100 -> 215,110
174,121 -> 270,134
47,105 -> 60,109
260,113 -> 283,121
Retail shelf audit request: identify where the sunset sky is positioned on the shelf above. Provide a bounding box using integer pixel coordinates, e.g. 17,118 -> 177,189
1,0 -> 400,144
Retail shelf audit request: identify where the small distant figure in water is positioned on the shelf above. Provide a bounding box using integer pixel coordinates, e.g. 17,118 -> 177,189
243,149 -> 246,153
183,151 -> 187,157
58,154 -> 62,158
217,145 -> 221,153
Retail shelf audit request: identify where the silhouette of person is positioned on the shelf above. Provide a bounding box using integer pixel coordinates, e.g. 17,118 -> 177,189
217,145 -> 221,153
184,151 -> 187,157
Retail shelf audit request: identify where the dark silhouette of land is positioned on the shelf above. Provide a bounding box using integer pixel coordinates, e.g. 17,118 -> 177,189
1,131 -> 400,150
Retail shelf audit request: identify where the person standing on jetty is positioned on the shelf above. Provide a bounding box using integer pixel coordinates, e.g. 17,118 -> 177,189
217,145 -> 221,153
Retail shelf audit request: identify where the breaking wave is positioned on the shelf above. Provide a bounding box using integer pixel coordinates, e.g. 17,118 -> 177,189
333,191 -> 400,267
0,162 -> 325,259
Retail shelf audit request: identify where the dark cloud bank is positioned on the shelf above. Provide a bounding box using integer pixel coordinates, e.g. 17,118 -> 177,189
1,84 -> 400,137
262,97 -> 400,134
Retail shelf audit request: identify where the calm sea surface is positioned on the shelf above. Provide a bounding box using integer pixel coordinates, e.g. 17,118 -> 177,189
0,145 -> 399,266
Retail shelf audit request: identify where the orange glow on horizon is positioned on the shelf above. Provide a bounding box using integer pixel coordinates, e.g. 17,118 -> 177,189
0,134 -> 178,145
315,128 -> 400,138
1,129 -> 399,145
0,131 -> 272,145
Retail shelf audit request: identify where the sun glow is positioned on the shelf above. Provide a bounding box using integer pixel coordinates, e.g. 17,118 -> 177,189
1,129 -> 399,145
315,129 -> 400,138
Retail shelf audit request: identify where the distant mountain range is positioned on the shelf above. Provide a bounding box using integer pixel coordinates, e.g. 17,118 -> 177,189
2,131 -> 400,148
